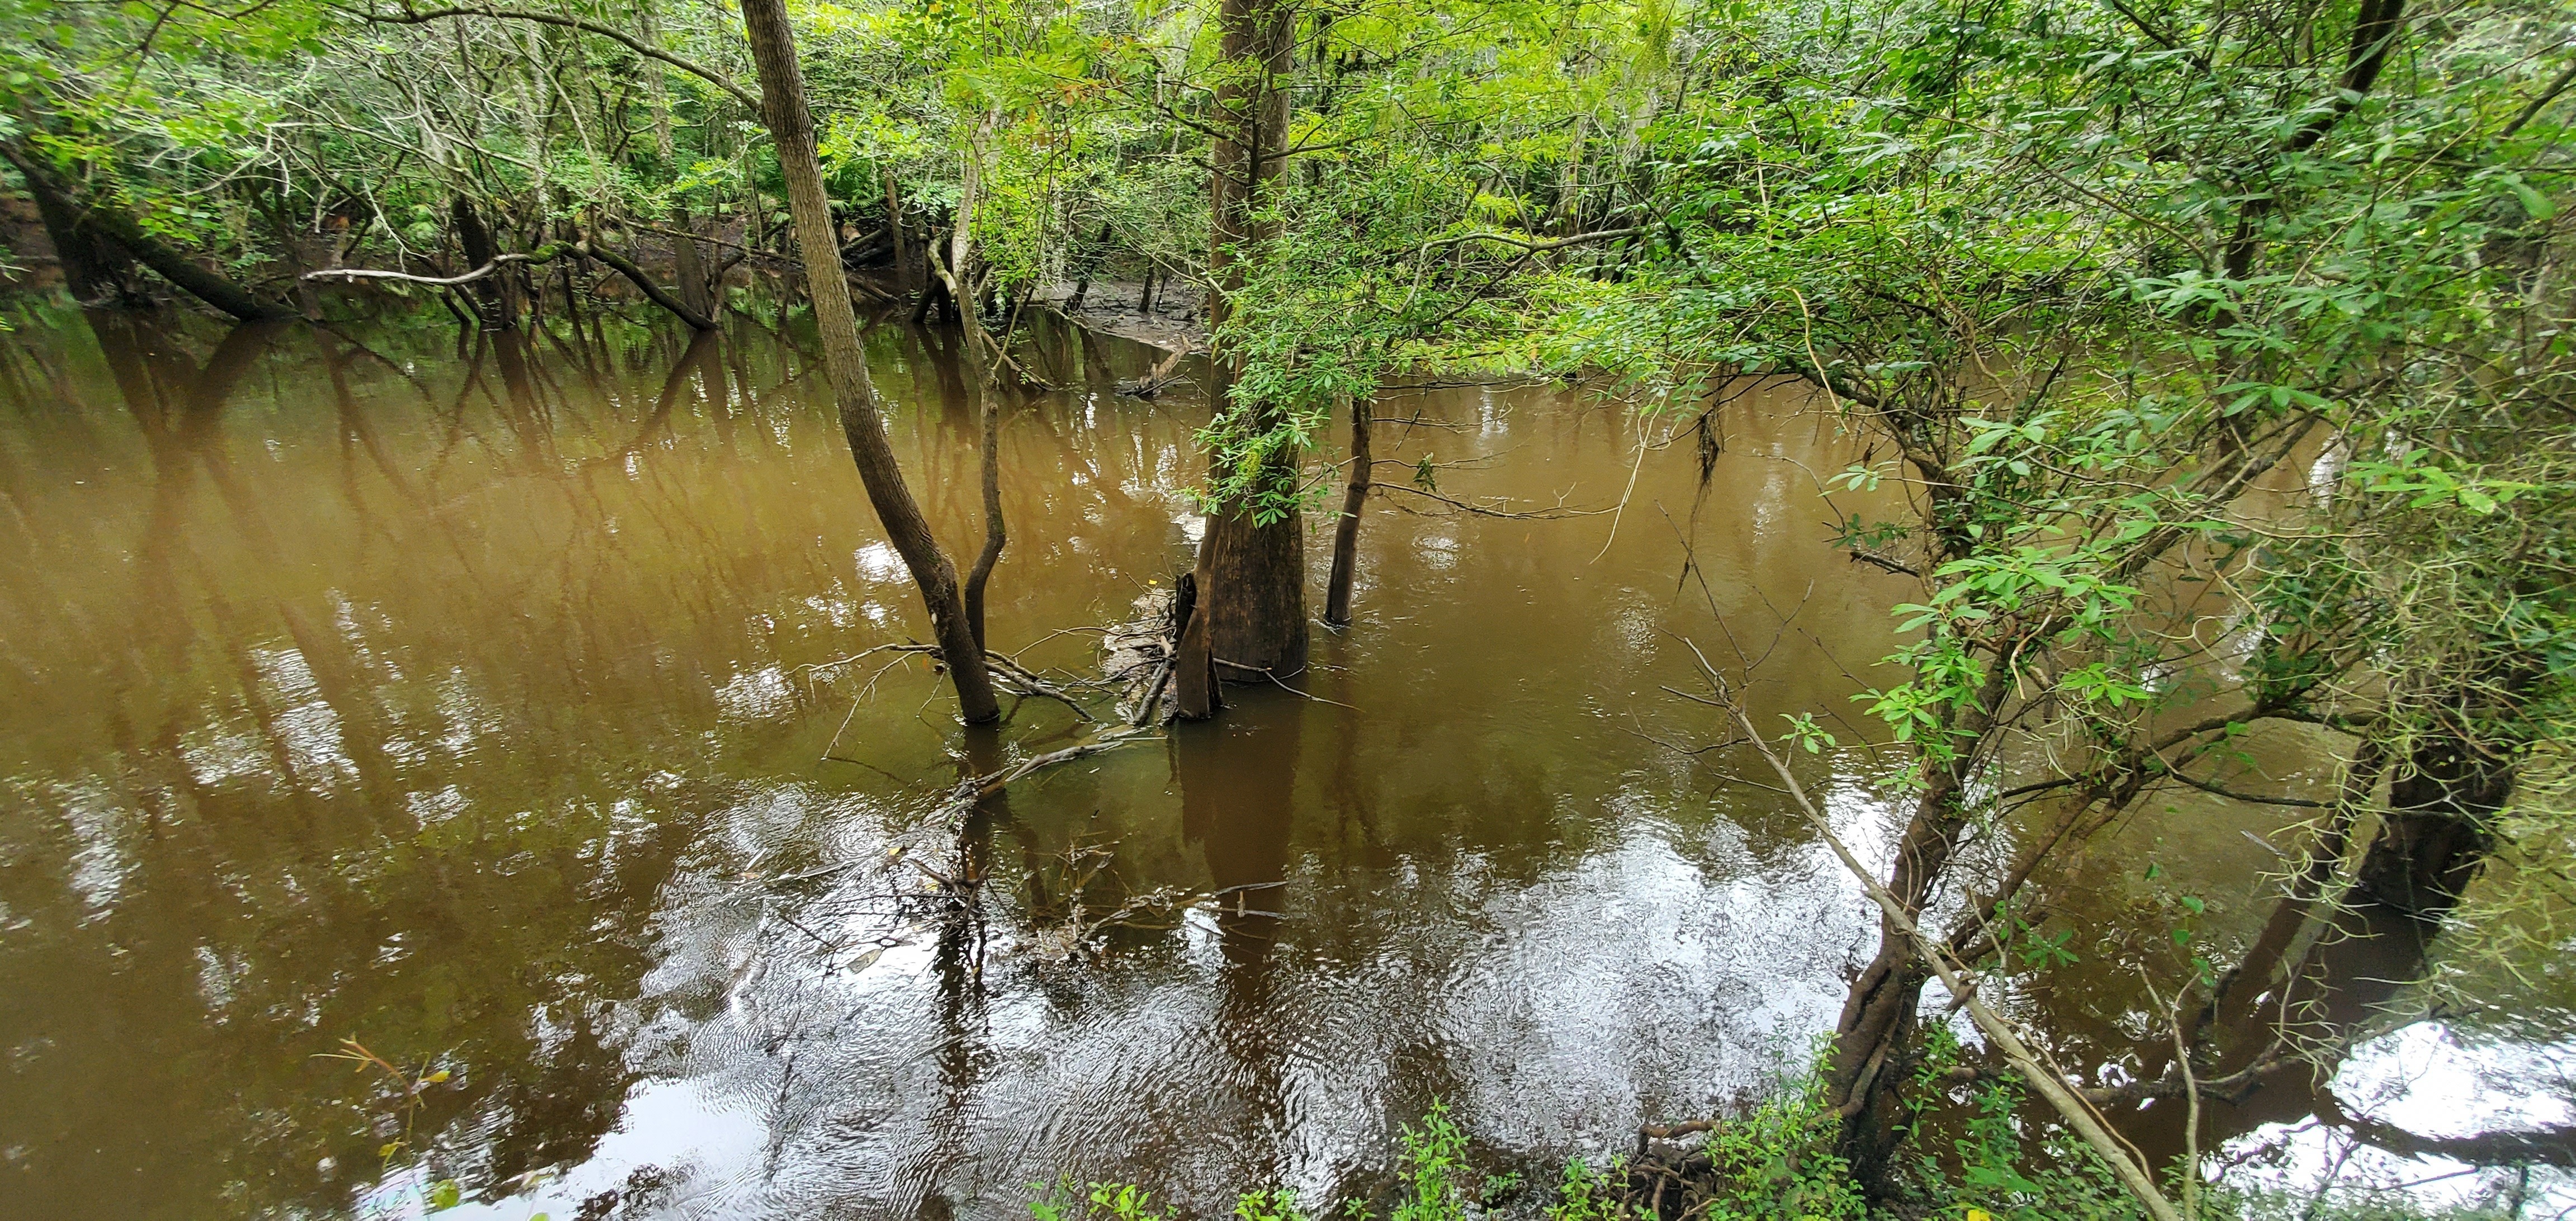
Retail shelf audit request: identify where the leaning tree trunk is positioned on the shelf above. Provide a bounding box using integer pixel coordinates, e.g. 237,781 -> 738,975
738,0 -> 1001,725
1822,658 -> 2018,1190
1172,0 -> 1307,718
15,149 -> 134,300
3,141 -> 286,323
1324,395 -> 1371,626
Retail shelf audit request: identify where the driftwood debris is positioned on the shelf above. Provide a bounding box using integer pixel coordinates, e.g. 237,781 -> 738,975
1102,588 -> 1178,725
1115,346 -> 1189,399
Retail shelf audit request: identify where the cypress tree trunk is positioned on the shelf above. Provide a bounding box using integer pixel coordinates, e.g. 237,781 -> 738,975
738,0 -> 1001,725
1173,0 -> 1307,716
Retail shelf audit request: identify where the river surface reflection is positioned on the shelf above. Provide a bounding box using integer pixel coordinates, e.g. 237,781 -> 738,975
0,305 -> 2542,1220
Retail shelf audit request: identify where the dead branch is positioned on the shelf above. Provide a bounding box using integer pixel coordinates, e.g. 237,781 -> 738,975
799,641 -> 1096,720
1372,479 -> 1613,519
983,651 -> 1095,721
1847,548 -> 1922,578
937,731 -> 1150,820
304,248 -> 556,286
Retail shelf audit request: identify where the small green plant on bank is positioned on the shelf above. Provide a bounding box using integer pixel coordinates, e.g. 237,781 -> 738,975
1936,1079 -> 2146,1221
1034,1079 -> 2535,1221
1696,1077 -> 1868,1221
1392,1102 -> 1472,1221
1547,1160 -> 1627,1221
1029,1180 -> 1180,1221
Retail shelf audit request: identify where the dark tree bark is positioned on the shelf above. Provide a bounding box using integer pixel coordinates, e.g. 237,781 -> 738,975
738,0 -> 1001,724
884,170 -> 912,296
2221,0 -> 2408,279
1173,0 -> 1307,716
962,326 -> 1006,653
673,204 -> 714,319
451,195 -> 525,328
1324,396 -> 1370,626
17,152 -> 135,300
3,141 -> 287,322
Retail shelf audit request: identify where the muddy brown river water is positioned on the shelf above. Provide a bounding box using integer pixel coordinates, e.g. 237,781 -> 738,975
0,306 -> 2555,1219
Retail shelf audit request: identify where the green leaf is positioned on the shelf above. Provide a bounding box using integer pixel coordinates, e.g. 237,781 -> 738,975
2507,180 -> 2556,221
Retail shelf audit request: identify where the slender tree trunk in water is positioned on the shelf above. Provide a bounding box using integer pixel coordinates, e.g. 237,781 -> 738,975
964,369 -> 1005,651
884,170 -> 912,296
937,112 -> 1007,654
258,183 -> 323,320
1324,396 -> 1370,626
945,141 -> 1003,650
673,205 -> 714,319
1138,265 -> 1155,313
1173,0 -> 1306,717
1069,221 -> 1110,311
2,141 -> 286,321
640,1 -> 714,321
934,108 -> 998,353
738,0 -> 1001,725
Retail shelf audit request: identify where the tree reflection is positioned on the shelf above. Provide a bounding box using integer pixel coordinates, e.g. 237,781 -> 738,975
0,310 -> 827,1219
